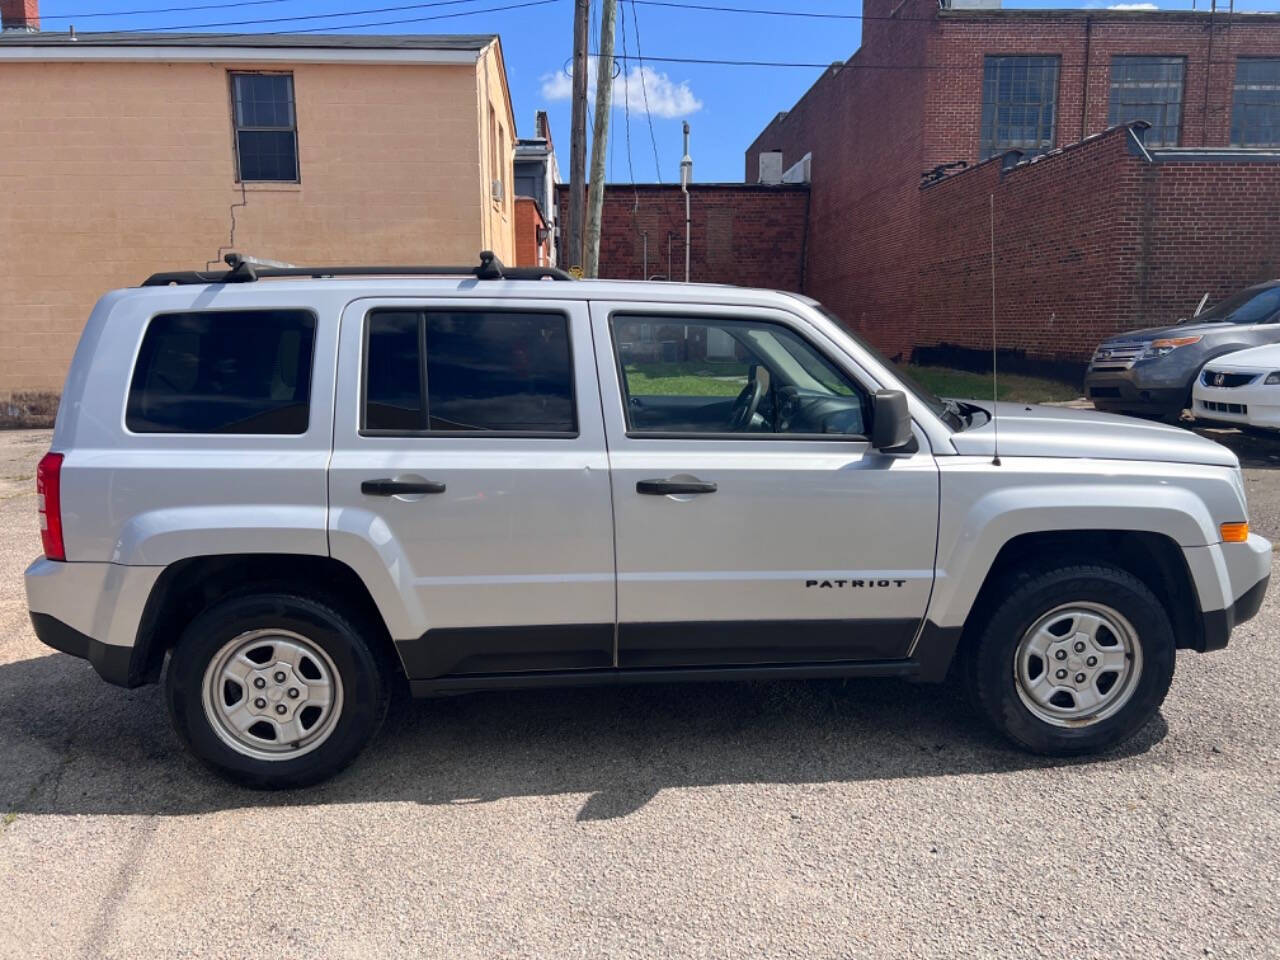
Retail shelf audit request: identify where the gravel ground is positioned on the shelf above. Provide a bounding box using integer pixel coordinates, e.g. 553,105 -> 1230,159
1,427 -> 1278,959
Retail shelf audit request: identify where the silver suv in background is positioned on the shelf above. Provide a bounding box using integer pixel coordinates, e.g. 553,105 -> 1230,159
24,254 -> 1271,788
1085,280 -> 1280,421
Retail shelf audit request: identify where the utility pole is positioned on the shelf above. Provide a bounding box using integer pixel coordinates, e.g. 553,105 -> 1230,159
567,0 -> 590,273
583,0 -> 617,278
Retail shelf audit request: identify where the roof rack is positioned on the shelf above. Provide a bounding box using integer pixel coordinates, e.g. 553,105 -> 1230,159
141,251 -> 574,286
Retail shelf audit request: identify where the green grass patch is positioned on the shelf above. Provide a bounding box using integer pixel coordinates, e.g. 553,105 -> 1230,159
621,359 -> 1080,405
624,361 -> 748,397
901,365 -> 1081,404
2,811 -> 16,829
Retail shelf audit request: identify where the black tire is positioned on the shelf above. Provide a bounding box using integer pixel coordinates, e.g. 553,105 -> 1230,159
965,563 -> 1176,756
165,592 -> 391,789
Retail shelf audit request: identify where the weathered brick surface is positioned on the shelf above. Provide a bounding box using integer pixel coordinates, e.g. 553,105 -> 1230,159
917,127 -> 1280,370
555,184 -> 809,290
745,0 -> 1280,365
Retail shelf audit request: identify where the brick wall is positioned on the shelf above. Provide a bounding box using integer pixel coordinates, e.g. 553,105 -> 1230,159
916,125 -> 1280,373
744,0 -> 931,360
554,183 -> 809,290
514,196 -> 550,267
744,0 -> 1280,366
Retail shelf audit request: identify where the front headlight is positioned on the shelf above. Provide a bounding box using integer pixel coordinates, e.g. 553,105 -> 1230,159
1141,335 -> 1202,359
1264,372 -> 1280,385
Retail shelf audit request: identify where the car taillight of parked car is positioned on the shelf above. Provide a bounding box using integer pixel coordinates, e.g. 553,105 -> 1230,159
36,452 -> 65,561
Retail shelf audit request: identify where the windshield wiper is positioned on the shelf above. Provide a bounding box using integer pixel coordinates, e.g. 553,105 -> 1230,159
940,398 -> 968,430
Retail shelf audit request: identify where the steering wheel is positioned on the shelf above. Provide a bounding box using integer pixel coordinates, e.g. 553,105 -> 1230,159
728,365 -> 770,431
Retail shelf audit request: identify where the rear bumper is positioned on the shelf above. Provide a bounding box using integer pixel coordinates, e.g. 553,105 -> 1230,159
29,612 -> 135,686
24,557 -> 162,688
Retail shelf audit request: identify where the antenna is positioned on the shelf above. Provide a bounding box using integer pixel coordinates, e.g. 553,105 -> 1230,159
989,193 -> 1001,467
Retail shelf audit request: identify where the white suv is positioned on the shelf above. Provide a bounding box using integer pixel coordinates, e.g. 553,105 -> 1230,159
24,253 -> 1271,787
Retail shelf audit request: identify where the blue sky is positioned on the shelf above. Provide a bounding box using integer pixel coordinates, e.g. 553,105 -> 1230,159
35,0 -> 1280,182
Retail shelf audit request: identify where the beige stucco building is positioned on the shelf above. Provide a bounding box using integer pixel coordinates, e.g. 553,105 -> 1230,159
0,30 -> 519,409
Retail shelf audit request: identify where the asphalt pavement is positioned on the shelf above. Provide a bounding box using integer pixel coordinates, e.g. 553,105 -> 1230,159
1,427 -> 1278,959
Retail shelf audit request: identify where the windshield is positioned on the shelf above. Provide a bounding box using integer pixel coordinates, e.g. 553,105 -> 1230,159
810,304 -> 956,425
1185,285 -> 1280,325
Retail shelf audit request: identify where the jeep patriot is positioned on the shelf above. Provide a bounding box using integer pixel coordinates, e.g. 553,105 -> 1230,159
24,253 -> 1271,787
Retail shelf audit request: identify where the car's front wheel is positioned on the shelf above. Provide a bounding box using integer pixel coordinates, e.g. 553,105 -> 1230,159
165,592 -> 391,789
966,563 -> 1176,755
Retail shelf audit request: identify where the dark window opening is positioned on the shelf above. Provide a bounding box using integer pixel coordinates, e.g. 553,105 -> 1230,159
1109,56 -> 1185,147
363,310 -> 577,435
127,310 -> 316,434
232,72 -> 298,182
980,56 -> 1060,160
1232,58 -> 1280,147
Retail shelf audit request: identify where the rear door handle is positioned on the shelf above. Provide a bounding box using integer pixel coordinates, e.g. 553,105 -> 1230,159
361,478 -> 447,496
636,478 -> 717,495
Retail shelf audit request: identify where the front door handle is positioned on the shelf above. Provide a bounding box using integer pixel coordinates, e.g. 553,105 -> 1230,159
361,478 -> 447,496
636,478 -> 717,495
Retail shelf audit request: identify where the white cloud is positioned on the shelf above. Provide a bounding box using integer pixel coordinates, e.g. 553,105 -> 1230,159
540,69 -> 573,100
1107,3 -> 1159,9
540,57 -> 703,119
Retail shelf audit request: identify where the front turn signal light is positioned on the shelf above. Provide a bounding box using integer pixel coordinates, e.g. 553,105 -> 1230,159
1143,335 -> 1203,358
1221,522 -> 1250,543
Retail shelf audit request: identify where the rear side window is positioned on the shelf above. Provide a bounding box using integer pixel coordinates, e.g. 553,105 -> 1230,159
363,309 -> 576,435
126,310 -> 316,434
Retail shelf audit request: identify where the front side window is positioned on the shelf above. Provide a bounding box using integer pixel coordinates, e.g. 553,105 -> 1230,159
1109,56 -> 1185,147
1232,58 -> 1280,147
980,56 -> 1060,160
612,316 -> 869,438
127,310 -> 315,434
231,72 -> 299,182
363,310 -> 576,434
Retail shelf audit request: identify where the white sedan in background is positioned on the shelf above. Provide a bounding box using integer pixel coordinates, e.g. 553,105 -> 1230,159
1193,344 -> 1280,431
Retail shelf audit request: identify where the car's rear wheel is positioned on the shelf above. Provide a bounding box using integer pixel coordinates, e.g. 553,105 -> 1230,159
165,592 -> 390,788
966,563 -> 1175,755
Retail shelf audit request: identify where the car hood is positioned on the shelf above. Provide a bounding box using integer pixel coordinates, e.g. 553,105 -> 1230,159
948,402 -> 1238,467
1101,320 -> 1238,343
1202,343 -> 1280,372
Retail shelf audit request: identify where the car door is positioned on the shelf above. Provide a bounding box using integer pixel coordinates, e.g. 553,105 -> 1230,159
590,300 -> 939,669
328,296 -> 616,679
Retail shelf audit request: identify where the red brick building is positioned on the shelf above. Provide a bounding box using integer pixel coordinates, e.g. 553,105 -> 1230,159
746,0 -> 1280,373
515,196 -> 552,267
555,183 -> 809,289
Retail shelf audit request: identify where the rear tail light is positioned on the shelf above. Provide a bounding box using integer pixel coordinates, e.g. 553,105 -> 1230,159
36,452 -> 65,561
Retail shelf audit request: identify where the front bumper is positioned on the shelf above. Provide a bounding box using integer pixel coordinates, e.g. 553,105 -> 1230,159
1085,367 -> 1188,416
1193,378 -> 1280,430
1201,571 -> 1269,651
1184,533 -> 1273,651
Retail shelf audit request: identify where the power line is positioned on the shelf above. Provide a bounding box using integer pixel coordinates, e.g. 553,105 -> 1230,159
633,1 -> 866,20
631,0 -> 1208,24
39,0 -> 291,20
620,0 -> 636,188
628,0 -> 664,182
283,0 -> 556,32
612,53 -> 950,68
99,0 -> 533,34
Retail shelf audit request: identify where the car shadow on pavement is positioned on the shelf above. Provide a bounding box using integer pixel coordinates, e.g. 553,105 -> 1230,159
0,653 -> 1167,822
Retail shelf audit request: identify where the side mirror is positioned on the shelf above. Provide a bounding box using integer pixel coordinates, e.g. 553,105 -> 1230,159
872,389 -> 915,452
